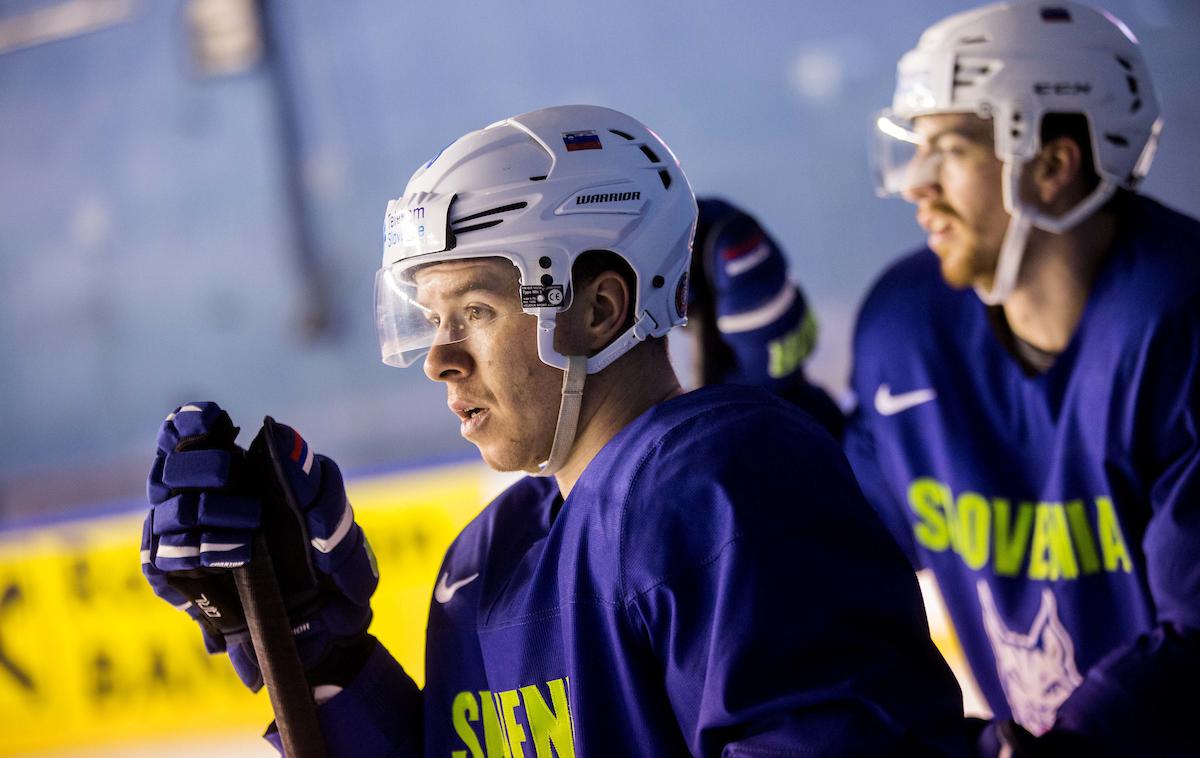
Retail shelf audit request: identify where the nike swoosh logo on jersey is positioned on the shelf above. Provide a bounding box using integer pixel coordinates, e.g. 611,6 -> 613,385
434,571 -> 479,604
874,384 -> 937,416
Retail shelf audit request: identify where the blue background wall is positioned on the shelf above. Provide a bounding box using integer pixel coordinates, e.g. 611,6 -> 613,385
2,0 -> 1198,521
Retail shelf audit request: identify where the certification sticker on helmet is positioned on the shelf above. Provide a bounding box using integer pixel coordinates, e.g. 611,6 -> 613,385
521,285 -> 565,308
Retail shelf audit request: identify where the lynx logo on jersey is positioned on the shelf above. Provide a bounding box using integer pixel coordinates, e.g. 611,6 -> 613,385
978,581 -> 1083,735
450,676 -> 575,757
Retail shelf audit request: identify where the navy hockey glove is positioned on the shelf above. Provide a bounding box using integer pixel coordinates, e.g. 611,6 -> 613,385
691,199 -> 844,436
695,199 -> 816,387
141,402 -> 379,692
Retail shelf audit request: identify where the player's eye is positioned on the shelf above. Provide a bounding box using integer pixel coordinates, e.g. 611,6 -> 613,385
933,134 -> 974,159
464,304 -> 496,324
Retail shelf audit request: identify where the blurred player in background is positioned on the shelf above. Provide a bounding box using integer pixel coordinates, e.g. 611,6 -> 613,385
693,2 -> 1200,755
684,197 -> 845,437
140,105 -> 968,755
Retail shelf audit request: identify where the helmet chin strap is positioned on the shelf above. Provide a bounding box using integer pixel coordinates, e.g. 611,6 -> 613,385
535,354 -> 587,477
974,160 -> 1118,305
975,208 -> 1031,306
531,312 -> 659,478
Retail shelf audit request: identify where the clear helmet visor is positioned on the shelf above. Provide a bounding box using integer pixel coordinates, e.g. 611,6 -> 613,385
869,109 -> 942,198
374,256 -> 526,368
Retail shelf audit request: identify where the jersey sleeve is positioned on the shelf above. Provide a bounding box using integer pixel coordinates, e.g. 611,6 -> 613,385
842,403 -> 919,566
1047,301 -> 1200,754
839,264 -> 926,568
620,408 -> 967,757
264,642 -> 424,756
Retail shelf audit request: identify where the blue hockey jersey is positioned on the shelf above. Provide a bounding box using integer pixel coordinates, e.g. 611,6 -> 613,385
845,195 -> 1200,753
306,384 -> 968,756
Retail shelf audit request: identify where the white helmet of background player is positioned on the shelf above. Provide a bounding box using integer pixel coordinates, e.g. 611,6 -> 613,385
871,0 -> 1161,304
375,104 -> 697,474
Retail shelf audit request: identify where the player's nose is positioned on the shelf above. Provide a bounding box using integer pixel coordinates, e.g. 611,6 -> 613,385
424,339 -> 472,382
902,177 -> 940,204
900,155 -> 941,204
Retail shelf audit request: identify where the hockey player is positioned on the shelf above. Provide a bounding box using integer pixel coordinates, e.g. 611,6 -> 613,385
695,3 -> 1200,755
140,105 -> 969,755
861,2 -> 1200,754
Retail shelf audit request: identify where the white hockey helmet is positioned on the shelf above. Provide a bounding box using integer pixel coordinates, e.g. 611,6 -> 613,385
376,104 -> 696,371
375,104 -> 697,474
870,1 -> 1161,303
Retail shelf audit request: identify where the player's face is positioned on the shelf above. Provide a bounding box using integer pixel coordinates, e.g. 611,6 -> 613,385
416,258 -> 563,473
904,114 -> 1010,290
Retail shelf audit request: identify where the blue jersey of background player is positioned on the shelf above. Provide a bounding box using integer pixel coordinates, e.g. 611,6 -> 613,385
694,3 -> 1200,756
140,105 -> 968,756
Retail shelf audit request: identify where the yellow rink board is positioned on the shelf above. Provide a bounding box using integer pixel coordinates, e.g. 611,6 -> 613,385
0,459 -> 980,756
0,459 -> 500,756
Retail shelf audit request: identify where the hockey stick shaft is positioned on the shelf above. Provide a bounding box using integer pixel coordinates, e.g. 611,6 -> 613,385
234,533 -> 327,757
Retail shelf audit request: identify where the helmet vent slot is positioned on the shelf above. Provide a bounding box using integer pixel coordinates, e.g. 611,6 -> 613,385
609,129 -> 636,140
958,34 -> 989,45
1115,55 -> 1132,71
1105,133 -> 1130,147
529,175 -> 548,181
1039,7 -> 1071,22
452,219 -> 503,235
452,201 -> 528,225
658,169 -> 672,189
953,60 -> 991,88
450,201 -> 528,236
639,145 -> 660,163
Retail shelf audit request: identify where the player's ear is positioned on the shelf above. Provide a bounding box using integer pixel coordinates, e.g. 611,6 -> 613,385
1030,135 -> 1085,209
558,270 -> 630,355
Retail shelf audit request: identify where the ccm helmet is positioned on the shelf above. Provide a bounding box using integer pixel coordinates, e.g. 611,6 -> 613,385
871,1 -> 1161,303
375,104 -> 697,474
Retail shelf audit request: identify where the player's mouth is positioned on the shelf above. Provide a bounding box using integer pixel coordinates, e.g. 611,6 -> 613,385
917,209 -> 955,251
449,399 -> 490,437
928,224 -> 953,250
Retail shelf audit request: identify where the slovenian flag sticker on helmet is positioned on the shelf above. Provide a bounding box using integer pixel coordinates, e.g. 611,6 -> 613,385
563,130 -> 602,151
